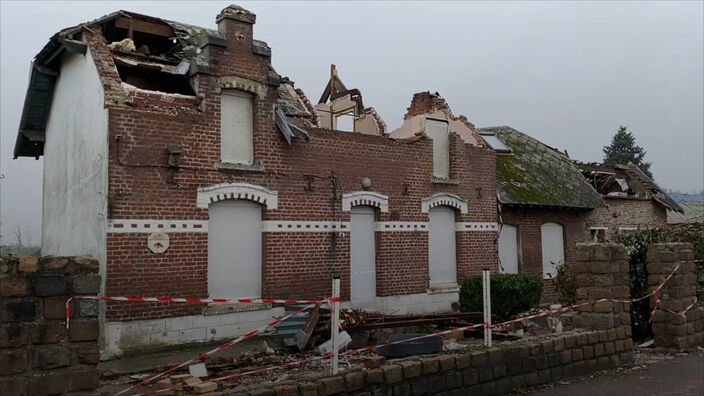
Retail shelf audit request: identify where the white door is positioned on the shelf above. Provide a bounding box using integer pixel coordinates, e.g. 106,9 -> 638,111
350,206 -> 376,302
541,222 -> 565,279
428,206 -> 457,285
208,200 -> 261,298
499,225 -> 519,274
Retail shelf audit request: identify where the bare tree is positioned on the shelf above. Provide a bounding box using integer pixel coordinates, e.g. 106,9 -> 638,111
24,227 -> 32,247
13,225 -> 23,248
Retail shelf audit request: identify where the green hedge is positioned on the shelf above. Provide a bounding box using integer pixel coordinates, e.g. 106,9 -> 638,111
459,273 -> 543,320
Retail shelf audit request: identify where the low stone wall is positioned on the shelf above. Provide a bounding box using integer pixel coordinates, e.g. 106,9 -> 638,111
647,243 -> 704,350
0,256 -> 101,395
225,244 -> 634,396
227,329 -> 634,396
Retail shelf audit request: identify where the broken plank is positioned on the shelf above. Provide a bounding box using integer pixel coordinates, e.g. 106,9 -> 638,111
115,17 -> 174,37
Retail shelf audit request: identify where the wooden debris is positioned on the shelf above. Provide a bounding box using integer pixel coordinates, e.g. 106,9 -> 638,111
193,381 -> 217,393
156,378 -> 176,395
170,374 -> 192,383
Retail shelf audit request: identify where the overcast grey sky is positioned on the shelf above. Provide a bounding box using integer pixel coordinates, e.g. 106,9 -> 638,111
1,1 -> 702,245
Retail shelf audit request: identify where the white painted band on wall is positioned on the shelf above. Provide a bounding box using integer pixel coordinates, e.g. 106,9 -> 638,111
108,220 -> 208,233
261,221 -> 350,232
108,219 -> 499,233
375,222 -> 428,232
455,222 -> 499,231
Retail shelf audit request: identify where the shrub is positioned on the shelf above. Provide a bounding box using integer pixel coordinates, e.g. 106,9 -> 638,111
459,273 -> 542,320
552,264 -> 577,305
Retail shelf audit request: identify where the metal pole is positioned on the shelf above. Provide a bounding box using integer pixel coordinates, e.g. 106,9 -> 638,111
483,268 -> 492,347
330,277 -> 341,374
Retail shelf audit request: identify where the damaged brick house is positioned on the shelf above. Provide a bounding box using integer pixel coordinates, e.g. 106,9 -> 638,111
576,162 -> 683,241
13,6 -> 498,357
480,127 -> 604,301
483,128 -> 683,302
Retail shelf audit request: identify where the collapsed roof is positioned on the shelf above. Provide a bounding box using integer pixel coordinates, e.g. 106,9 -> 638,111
14,8 -> 313,158
389,91 -> 484,146
575,161 -> 683,213
314,65 -> 386,135
483,126 -> 604,209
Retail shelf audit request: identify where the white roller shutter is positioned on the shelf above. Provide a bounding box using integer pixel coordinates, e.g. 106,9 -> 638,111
350,206 -> 376,302
498,225 -> 519,274
428,206 -> 457,285
208,200 -> 261,298
220,90 -> 253,164
541,222 -> 565,279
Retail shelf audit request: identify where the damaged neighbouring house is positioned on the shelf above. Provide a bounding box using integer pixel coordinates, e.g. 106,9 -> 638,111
14,5 -> 499,358
479,127 -> 604,302
575,162 -> 684,241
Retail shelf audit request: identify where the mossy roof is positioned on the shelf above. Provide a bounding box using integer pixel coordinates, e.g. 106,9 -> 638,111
478,126 -> 603,209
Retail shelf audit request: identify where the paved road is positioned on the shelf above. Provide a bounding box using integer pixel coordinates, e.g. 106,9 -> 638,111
528,351 -> 704,396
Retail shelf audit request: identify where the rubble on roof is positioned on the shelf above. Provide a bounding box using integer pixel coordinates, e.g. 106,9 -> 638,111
389,91 -> 484,146
314,65 -> 386,135
574,161 -> 683,212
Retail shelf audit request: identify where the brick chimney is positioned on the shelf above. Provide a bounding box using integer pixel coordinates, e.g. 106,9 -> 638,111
216,5 -> 256,47
404,91 -> 453,120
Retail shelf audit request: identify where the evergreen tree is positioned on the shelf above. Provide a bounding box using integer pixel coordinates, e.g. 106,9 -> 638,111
603,126 -> 653,178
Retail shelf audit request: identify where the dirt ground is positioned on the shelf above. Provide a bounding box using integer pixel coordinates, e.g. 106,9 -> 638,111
525,349 -> 704,396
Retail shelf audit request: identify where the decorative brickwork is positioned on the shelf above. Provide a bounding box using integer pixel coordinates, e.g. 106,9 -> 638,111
0,256 -> 100,395
422,192 -> 469,214
341,191 -> 389,212
647,243 -> 704,350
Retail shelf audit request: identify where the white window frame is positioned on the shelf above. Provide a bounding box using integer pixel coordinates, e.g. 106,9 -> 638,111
220,90 -> 254,165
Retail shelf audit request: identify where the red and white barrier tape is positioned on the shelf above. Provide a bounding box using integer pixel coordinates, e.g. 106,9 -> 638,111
661,297 -> 698,318
117,261 -> 693,394
115,301 -> 324,395
65,296 -> 339,328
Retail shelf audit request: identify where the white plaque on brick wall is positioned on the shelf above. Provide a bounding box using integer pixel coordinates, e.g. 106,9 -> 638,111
147,232 -> 170,254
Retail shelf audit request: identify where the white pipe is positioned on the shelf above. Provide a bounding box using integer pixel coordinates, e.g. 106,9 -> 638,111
330,277 -> 341,374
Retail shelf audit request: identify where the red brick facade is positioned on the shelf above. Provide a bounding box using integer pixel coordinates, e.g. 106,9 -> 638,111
500,207 -> 591,303
585,198 -> 667,242
79,9 -> 499,321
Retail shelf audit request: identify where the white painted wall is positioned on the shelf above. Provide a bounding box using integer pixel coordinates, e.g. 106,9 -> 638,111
375,291 -> 458,315
102,306 -> 286,359
41,48 -> 108,276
